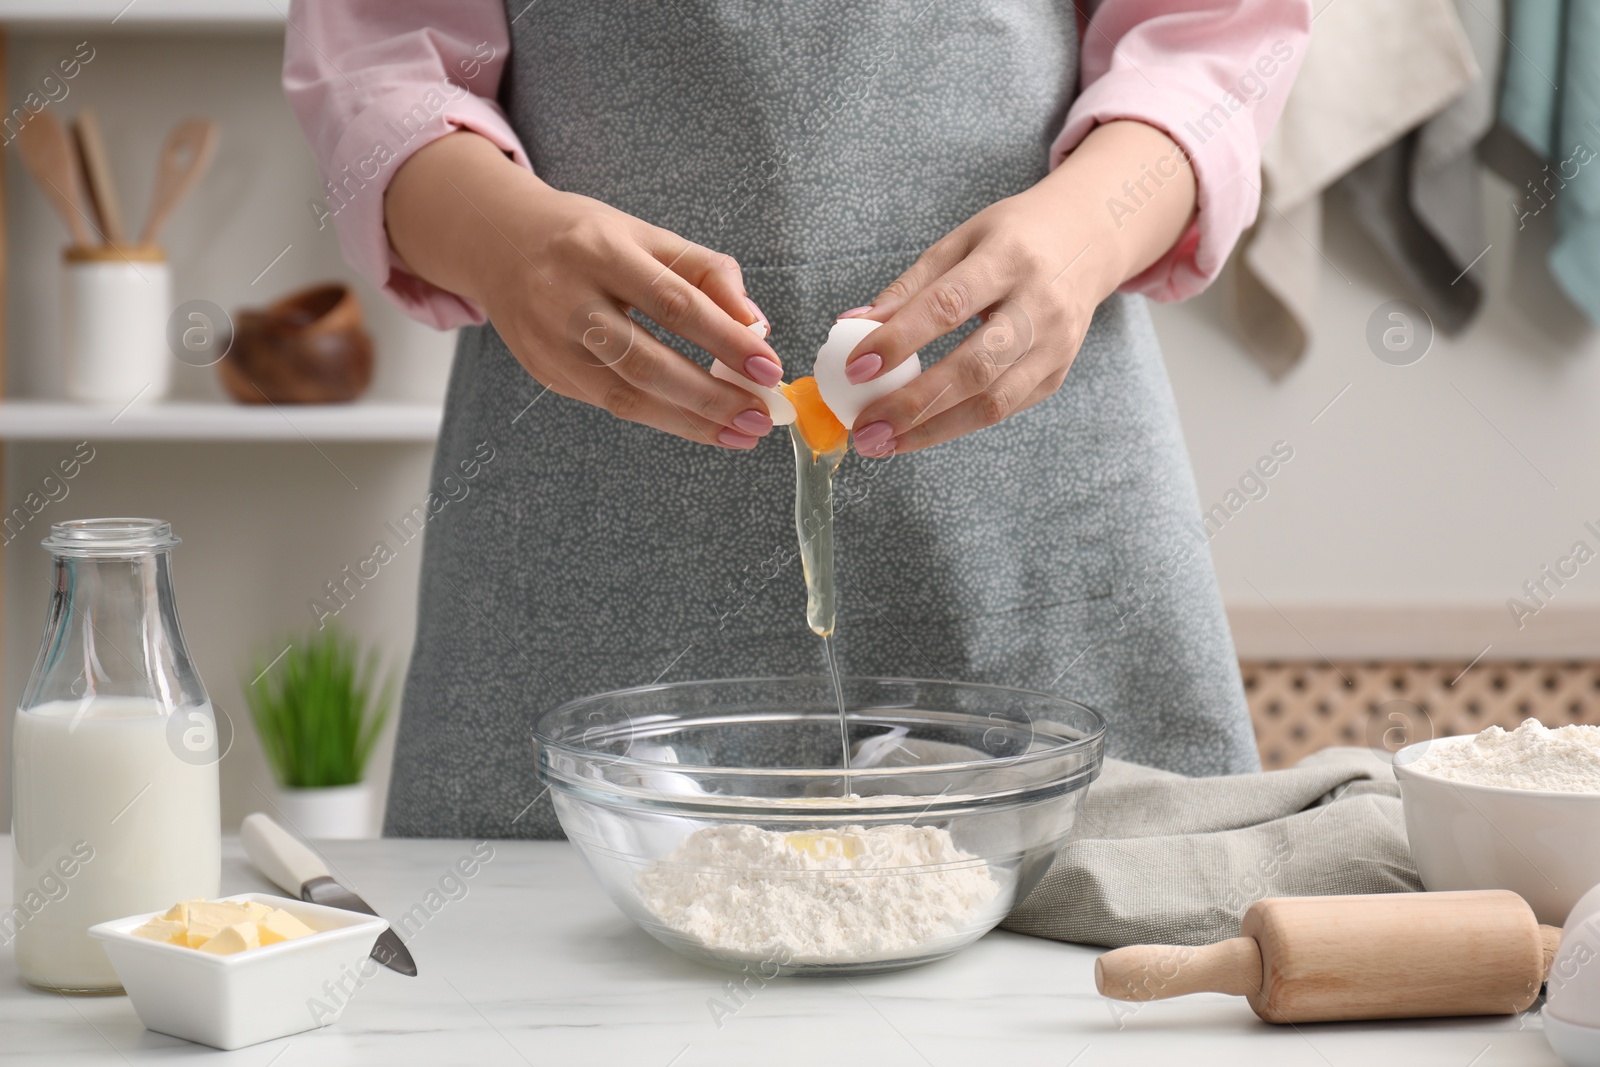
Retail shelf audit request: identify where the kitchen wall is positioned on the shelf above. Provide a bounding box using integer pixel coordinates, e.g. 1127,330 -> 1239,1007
1155,178 -> 1600,661
2,29 -> 1598,831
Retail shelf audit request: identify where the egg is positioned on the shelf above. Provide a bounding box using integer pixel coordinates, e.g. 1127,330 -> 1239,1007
710,320 -> 797,424
782,376 -> 848,455
813,317 -> 920,429
1545,881 -> 1600,1066
708,317 -> 919,441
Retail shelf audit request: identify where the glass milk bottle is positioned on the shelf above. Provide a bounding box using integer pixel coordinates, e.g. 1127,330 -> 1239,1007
11,519 -> 221,992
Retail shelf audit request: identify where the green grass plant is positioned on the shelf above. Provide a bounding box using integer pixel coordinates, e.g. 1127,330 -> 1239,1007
245,628 -> 392,789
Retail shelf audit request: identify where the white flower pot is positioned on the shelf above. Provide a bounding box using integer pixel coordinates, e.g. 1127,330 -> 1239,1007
271,782 -> 377,840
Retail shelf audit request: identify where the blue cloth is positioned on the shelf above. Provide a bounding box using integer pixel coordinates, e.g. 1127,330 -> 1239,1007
1500,0 -> 1600,323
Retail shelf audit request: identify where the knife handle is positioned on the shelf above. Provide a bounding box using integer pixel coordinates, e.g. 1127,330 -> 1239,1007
241,812 -> 332,894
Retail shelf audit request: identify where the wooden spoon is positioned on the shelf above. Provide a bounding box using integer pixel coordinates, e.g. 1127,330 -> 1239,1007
15,111 -> 95,246
72,109 -> 127,245
139,118 -> 217,245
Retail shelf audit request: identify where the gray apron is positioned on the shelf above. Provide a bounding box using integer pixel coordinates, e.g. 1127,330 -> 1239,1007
385,0 -> 1258,839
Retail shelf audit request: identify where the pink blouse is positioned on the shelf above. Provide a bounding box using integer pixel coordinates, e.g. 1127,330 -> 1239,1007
284,0 -> 1309,329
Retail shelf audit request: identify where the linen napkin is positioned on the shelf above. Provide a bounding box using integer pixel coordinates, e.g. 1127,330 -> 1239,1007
1233,0 -> 1479,375
1496,0 -> 1600,325
1001,746 -> 1420,948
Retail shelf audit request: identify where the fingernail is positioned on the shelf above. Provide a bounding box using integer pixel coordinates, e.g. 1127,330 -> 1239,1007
744,354 -> 784,387
733,409 -> 772,436
839,305 -> 874,319
845,352 -> 882,384
745,296 -> 769,329
718,428 -> 759,449
853,421 -> 894,455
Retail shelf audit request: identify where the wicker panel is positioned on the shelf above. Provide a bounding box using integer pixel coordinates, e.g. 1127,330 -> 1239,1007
1242,661 -> 1600,770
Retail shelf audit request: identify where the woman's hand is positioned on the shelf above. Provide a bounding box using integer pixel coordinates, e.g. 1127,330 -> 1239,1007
844,121 -> 1198,457
385,132 -> 784,449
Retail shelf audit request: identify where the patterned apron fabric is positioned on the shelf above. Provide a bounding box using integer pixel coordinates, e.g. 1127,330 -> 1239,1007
385,0 -> 1258,839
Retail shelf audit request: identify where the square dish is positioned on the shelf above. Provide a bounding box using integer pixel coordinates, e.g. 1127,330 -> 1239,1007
88,892 -> 390,1050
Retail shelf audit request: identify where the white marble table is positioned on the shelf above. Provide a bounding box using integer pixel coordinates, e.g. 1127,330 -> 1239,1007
0,836 -> 1564,1066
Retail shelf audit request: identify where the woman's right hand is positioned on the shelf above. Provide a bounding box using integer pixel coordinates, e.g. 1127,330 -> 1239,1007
384,131 -> 784,449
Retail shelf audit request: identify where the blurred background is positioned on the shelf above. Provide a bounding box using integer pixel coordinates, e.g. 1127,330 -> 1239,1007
0,1 -> 1595,830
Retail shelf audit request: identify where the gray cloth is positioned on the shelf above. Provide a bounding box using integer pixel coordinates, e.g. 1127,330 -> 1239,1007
386,0 -> 1257,840
1233,0 -> 1479,375
1335,0 -> 1501,335
1002,747 -> 1421,948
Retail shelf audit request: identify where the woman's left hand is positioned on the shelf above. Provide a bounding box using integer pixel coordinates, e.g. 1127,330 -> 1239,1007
846,120 -> 1197,458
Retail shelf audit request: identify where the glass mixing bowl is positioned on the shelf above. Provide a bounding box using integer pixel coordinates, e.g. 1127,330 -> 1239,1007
534,677 -> 1105,976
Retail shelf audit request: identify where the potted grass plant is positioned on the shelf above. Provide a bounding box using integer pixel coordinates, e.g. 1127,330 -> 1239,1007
245,628 -> 393,839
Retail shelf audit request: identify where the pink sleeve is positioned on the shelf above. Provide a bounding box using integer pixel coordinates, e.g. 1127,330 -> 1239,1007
1054,0 -> 1311,302
283,0 -> 531,329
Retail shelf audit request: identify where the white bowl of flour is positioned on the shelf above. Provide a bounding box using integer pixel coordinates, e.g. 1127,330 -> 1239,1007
1394,719 -> 1600,925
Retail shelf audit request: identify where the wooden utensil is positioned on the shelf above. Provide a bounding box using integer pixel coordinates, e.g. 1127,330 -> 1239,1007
15,111 -> 94,246
1096,891 -> 1563,1024
139,118 -> 217,245
72,109 -> 127,245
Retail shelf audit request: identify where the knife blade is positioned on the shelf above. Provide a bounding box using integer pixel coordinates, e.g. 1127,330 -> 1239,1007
240,812 -> 418,977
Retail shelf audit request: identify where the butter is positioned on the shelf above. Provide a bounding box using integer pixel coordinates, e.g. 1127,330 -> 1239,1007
131,917 -> 188,945
785,830 -> 865,860
258,908 -> 315,945
135,897 -> 317,955
161,898 -> 207,924
183,900 -> 254,948
198,921 -> 261,955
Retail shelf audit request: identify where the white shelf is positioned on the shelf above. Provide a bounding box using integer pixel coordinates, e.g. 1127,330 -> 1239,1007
0,0 -> 283,28
0,400 -> 441,441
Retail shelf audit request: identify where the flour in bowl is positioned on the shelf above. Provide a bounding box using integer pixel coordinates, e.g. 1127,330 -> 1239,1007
636,823 -> 1003,964
1408,718 -> 1600,792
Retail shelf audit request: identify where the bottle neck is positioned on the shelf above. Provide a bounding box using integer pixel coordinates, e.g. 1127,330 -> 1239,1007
20,550 -> 207,711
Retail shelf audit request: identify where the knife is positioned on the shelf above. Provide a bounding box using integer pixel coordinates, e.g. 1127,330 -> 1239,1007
240,812 -> 418,977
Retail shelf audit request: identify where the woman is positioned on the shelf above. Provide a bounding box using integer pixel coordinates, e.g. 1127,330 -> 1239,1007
286,0 -> 1310,838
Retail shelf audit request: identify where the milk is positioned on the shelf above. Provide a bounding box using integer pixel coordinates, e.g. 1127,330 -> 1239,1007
10,697 -> 220,991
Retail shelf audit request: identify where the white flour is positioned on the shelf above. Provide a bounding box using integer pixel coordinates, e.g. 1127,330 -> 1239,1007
1408,718 -> 1600,792
636,823 -> 1003,964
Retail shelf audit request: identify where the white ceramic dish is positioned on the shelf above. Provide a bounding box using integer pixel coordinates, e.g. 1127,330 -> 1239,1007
1545,1015 -> 1600,1067
1393,738 -> 1600,924
1545,883 -> 1600,1066
88,892 -> 389,1051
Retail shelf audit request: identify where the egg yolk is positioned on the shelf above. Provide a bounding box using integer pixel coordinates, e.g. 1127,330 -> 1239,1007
781,376 -> 849,456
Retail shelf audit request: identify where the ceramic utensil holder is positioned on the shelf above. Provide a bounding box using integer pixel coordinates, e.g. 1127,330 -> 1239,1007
62,244 -> 170,405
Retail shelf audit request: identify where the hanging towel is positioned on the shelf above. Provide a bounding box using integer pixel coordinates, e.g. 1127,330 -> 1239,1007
1001,747 -> 1420,948
1233,0 -> 1479,376
1337,0 -> 1502,336
1498,0 -> 1600,324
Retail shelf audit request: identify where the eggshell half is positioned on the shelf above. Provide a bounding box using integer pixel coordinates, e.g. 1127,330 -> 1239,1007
813,318 -> 920,428
711,359 -> 796,424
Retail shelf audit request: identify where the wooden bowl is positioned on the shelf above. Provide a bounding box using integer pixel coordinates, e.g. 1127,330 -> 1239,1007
220,283 -> 373,404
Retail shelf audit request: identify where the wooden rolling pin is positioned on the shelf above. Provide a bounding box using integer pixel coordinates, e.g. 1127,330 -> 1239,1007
1096,891 -> 1563,1023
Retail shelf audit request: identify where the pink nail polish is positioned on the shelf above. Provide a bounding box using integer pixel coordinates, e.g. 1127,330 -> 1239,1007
718,428 -> 759,449
732,409 -> 772,436
845,353 -> 882,384
744,355 -> 784,387
853,421 -> 894,455
838,305 -> 874,319
745,296 -> 769,329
